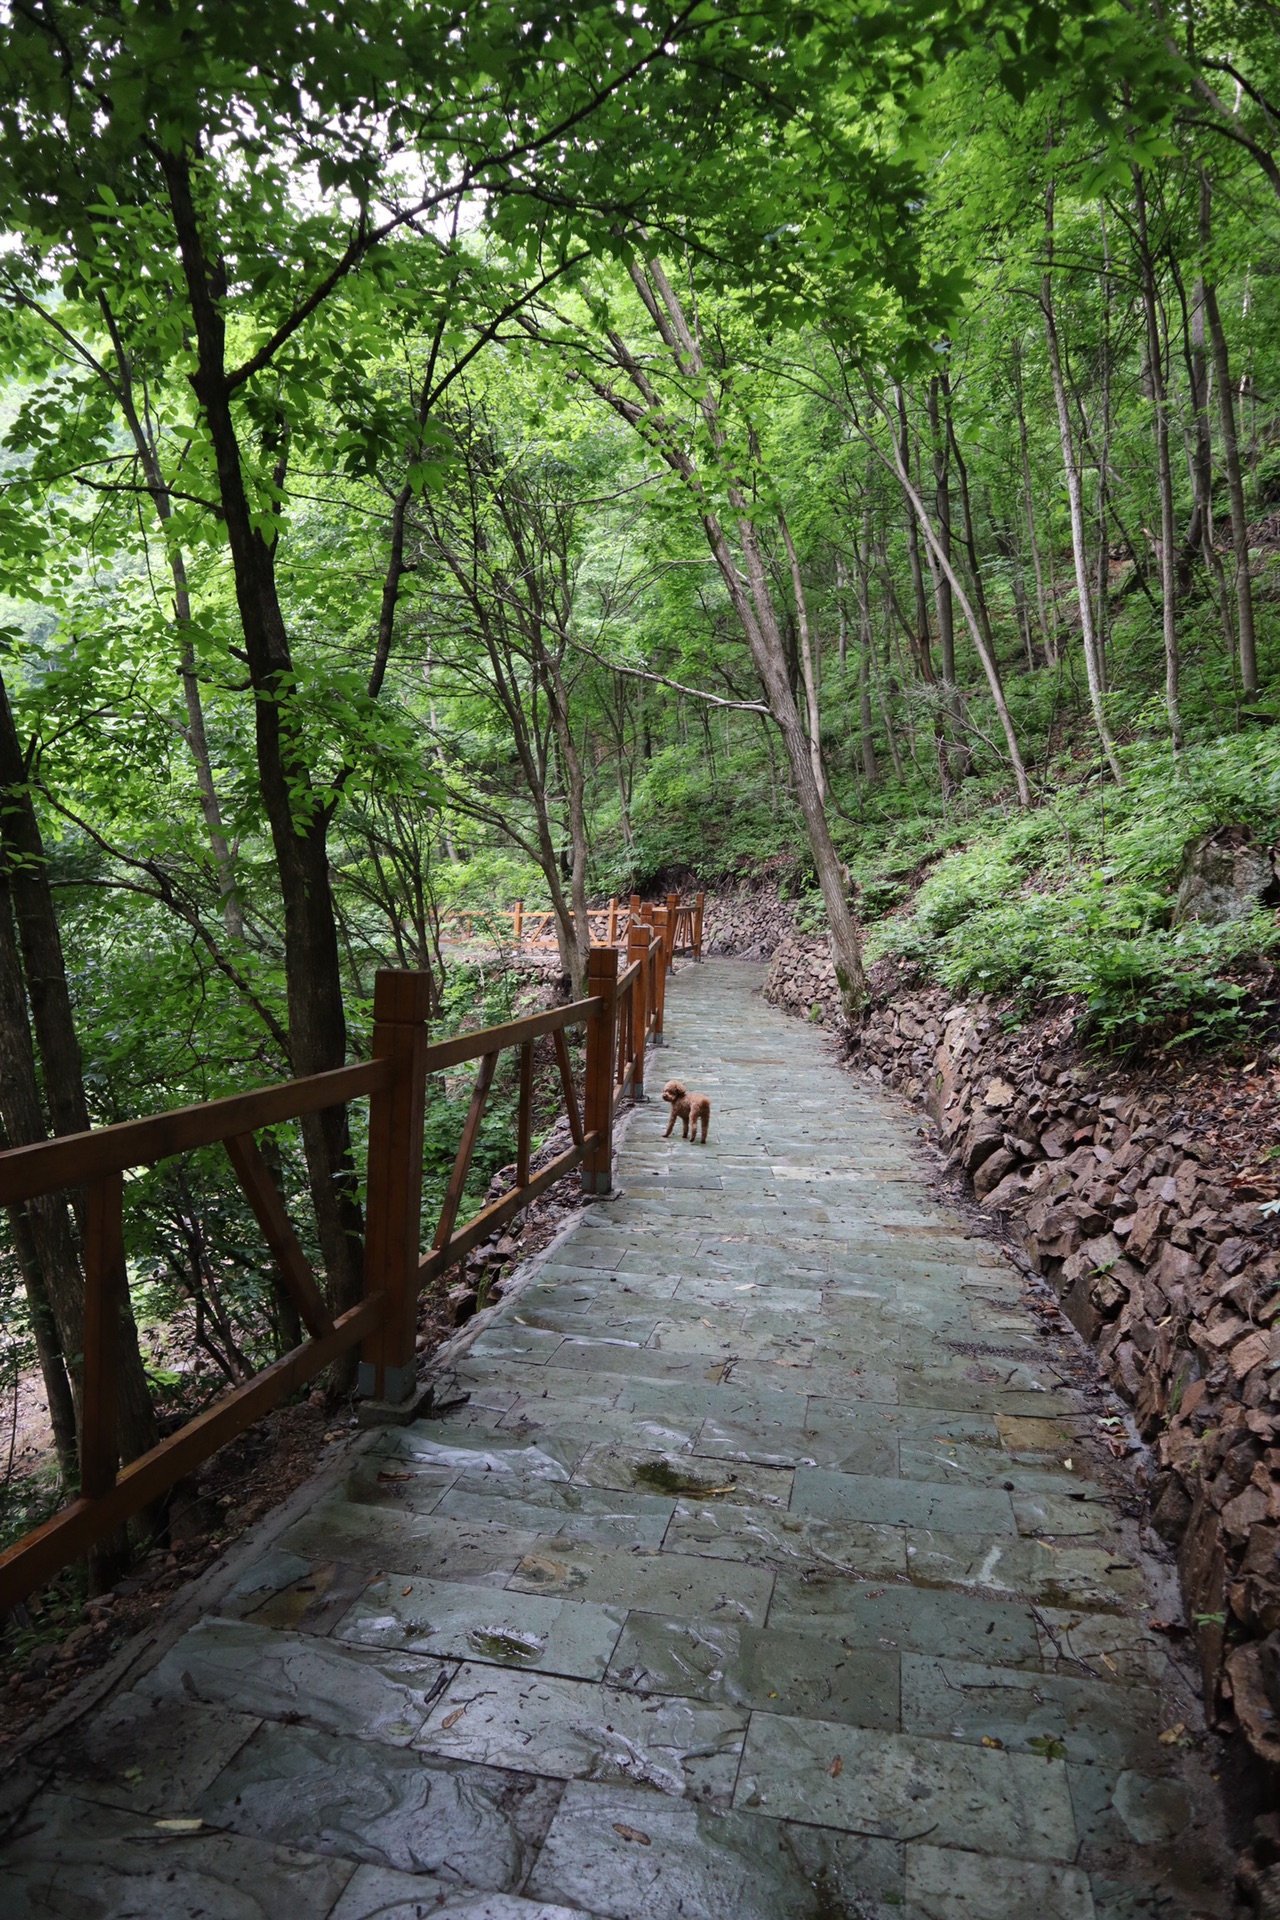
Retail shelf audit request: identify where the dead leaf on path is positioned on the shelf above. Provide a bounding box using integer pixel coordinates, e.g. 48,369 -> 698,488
402,1586 -> 413,1596
981,1736 -> 1004,1750
441,1705 -> 468,1730
613,1823 -> 652,1844
154,1818 -> 203,1834
828,1755 -> 843,1777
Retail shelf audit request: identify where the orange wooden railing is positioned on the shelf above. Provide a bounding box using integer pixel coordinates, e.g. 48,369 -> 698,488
441,890 -> 704,963
0,922 -> 676,1610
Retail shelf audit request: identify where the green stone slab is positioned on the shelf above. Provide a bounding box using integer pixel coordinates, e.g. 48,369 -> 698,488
507,1540 -> 774,1622
195,1720 -> 561,1885
335,1572 -> 626,1678
606,1610 -> 900,1728
665,1499 -> 906,1580
734,1710 -> 1079,1862
901,1654 -> 1166,1768
415,1663 -> 748,1803
769,1578 -> 1042,1667
0,1792 -> 354,1919
792,1466 -> 1018,1534
526,1779 -> 904,1920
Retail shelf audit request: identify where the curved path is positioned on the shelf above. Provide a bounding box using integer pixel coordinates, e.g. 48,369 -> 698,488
3,963 -> 1226,1918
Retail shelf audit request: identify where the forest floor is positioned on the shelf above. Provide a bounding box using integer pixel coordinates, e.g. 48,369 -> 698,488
0,960 -> 1229,1918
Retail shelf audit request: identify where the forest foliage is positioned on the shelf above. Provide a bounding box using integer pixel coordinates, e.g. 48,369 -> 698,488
0,2 -> 1276,1539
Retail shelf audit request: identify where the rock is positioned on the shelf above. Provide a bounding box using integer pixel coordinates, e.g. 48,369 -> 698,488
972,1146 -> 1017,1200
983,1076 -> 1016,1108
1152,1472 -> 1193,1545
1174,826 -> 1275,926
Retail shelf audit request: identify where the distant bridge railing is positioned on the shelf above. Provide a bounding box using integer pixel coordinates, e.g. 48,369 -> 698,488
0,923 -> 673,1611
441,889 -> 704,963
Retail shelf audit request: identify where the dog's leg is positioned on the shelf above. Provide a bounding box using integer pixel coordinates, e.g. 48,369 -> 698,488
663,1110 -> 676,1138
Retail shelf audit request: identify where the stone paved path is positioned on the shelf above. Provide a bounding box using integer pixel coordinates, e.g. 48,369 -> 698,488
2,963 -> 1227,1918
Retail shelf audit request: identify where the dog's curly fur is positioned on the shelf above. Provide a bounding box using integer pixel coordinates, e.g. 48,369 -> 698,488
661,1079 -> 711,1144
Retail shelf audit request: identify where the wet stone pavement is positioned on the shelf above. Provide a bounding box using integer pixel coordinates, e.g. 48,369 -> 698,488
2,961 -> 1229,1918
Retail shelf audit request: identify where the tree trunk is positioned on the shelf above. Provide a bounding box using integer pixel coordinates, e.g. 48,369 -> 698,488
607,253 -> 867,1014
161,149 -> 364,1319
1132,164 -> 1183,749
1042,179 -> 1125,783
1200,174 -> 1259,699
895,387 -> 936,684
881,424 -> 1032,807
1012,336 -> 1056,662
778,509 -> 825,800
0,679 -> 159,1470
3,1182 -> 77,1475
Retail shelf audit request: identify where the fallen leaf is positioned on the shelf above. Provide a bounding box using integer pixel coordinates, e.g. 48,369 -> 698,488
1148,1618 -> 1186,1636
980,1735 -> 1004,1749
402,1586 -> 413,1596
828,1755 -> 843,1777
1158,1722 -> 1187,1746
154,1818 -> 203,1833
613,1823 -> 652,1845
441,1705 -> 467,1730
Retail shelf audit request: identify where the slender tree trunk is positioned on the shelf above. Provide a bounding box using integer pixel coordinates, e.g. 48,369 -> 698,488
1012,337 -> 1056,662
1132,165 -> 1183,749
895,387 -> 936,684
778,510 -> 825,800
879,421 -> 1032,806
1042,178 -> 1125,783
608,254 -> 866,1013
854,505 -> 879,785
1200,174 -> 1259,699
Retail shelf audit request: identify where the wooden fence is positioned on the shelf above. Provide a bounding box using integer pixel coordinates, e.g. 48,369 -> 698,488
0,921 -> 674,1610
441,889 -> 704,963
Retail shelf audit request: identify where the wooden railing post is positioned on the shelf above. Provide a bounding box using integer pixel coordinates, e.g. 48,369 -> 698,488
666,893 -> 680,967
607,897 -> 618,944
627,923 -> 650,1099
694,889 -> 705,961
81,1173 -> 125,1503
582,944 -> 618,1195
360,969 -> 431,1407
651,907 -> 669,1044
513,899 -> 523,950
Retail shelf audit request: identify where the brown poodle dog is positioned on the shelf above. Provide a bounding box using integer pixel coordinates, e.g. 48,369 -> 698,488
661,1079 -> 711,1144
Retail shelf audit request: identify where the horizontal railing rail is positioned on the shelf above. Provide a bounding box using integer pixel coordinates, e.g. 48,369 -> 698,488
439,889 -> 704,962
0,923 -> 675,1611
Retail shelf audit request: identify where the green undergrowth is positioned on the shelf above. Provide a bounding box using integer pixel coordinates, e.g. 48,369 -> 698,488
862,730 -> 1280,1052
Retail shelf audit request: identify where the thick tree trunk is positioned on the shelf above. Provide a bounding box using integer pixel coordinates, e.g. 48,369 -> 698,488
0,681 -> 159,1470
161,150 -> 364,1319
3,1183 -> 77,1475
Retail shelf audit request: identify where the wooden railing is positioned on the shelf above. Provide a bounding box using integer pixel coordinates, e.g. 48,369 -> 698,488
0,923 -> 674,1609
441,889 -> 705,962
